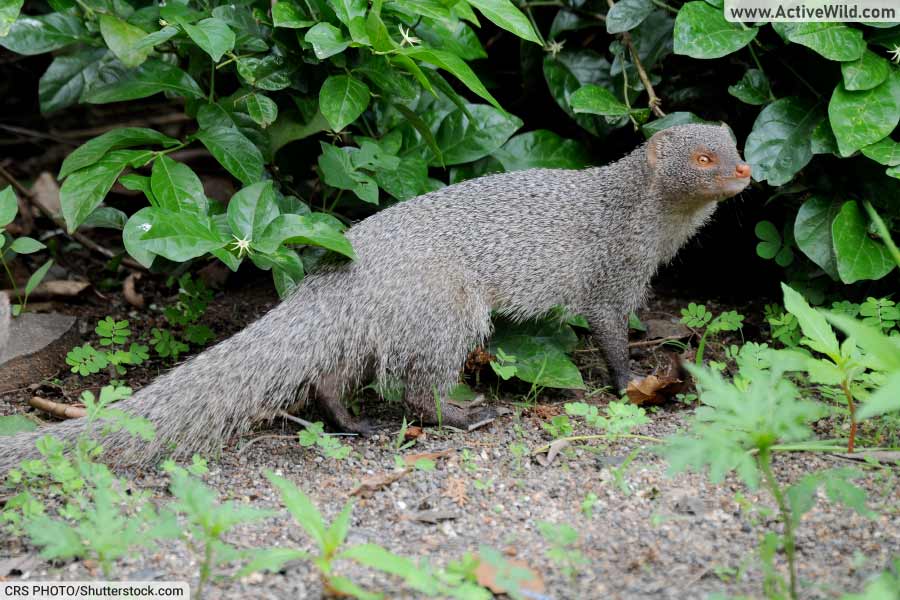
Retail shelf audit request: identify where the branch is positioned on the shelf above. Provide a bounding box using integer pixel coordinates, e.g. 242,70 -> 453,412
606,0 -> 666,118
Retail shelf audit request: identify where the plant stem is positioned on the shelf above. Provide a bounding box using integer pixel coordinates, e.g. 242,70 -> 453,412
695,329 -> 710,365
758,448 -> 797,600
197,542 -> 213,600
208,62 -> 216,103
0,253 -> 23,306
840,379 -> 857,453
606,0 -> 666,117
650,0 -> 679,13
862,200 -> 900,269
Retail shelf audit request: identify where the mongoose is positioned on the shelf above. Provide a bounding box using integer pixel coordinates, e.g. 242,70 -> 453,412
0,124 -> 751,471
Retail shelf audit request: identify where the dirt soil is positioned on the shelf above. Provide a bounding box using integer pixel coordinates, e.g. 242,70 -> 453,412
1,281 -> 898,600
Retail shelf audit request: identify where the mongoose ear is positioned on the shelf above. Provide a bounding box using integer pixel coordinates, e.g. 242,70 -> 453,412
646,129 -> 670,169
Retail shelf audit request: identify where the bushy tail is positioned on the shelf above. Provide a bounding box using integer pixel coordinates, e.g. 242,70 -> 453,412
0,277 -> 346,473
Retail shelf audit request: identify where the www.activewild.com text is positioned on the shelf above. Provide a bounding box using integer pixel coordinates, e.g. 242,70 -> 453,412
728,3 -> 896,20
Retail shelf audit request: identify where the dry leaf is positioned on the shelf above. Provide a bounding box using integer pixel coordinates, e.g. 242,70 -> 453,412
4,280 -> 89,300
349,469 -> 410,497
31,172 -> 61,216
29,396 -> 86,419
401,510 -> 458,523
123,272 -> 144,308
404,426 -> 424,441
474,554 -> 545,596
535,438 -> 570,467
403,448 -> 453,466
443,477 -> 468,506
626,374 -> 682,406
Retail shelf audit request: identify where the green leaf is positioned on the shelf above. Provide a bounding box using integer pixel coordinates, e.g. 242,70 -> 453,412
317,144 -> 378,204
237,548 -> 309,576
781,283 -> 839,358
319,75 -> 370,132
673,2 -> 757,59
861,137 -> 900,166
99,14 -> 150,68
84,60 -> 205,103
641,112 -> 707,137
60,150 -> 148,232
265,472 -> 328,549
60,128 -> 179,180
831,201 -> 895,284
9,237 -> 45,254
794,195 -> 841,280
466,0 -> 541,44
257,213 -> 355,259
272,1 -> 315,28
606,0 -> 653,34
374,157 -> 429,201
228,181 -> 279,241
139,210 -> 227,262
132,26 -> 180,52
842,50 -> 891,92
744,97 -> 822,186
783,22 -> 865,62
236,55 -> 294,91
824,313 -> 900,373
415,19 -> 485,61
403,47 -> 502,110
196,126 -> 265,185
570,84 -> 630,117
122,207 -> 158,268
0,0 -> 24,37
304,22 -> 349,59
0,186 -> 18,227
24,258 -> 53,297
82,206 -> 127,229
488,317 -> 585,389
0,415 -> 37,436
182,17 -> 235,62
828,72 -> 900,157
237,92 -> 278,128
0,13 -> 86,55
492,130 -> 589,171
38,49 -> 108,114
150,155 -> 208,215
754,221 -> 781,259
543,51 -> 615,137
432,104 -> 522,166
727,68 -> 771,105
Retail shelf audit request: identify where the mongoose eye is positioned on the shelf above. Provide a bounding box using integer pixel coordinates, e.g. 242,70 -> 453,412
696,154 -> 712,166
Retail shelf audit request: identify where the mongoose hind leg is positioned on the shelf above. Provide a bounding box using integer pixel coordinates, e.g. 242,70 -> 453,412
314,373 -> 375,436
584,308 -> 632,392
404,385 -> 498,430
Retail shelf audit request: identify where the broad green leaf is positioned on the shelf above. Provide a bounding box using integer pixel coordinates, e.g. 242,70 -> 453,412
466,0 -> 541,44
60,149 -> 147,232
781,283 -> 839,358
182,18 -> 235,62
570,84 -> 630,117
606,0 -> 653,34
744,97 -> 822,186
272,1 -> 315,28
269,109 -> 330,154
861,137 -> 900,166
305,22 -> 349,59
810,119 -> 838,155
0,13 -> 86,55
196,126 -> 265,185
99,14 -> 150,68
228,181 -> 279,241
265,472 -> 327,548
415,19 -> 485,61
122,207 -> 158,267
0,415 -> 37,436
543,51 -> 614,137
824,313 -> 900,372
374,157 -> 429,201
489,317 -> 585,389
236,55 -> 293,91
9,237 -> 45,254
257,213 -> 355,258
150,155 -> 208,215
84,60 -> 205,103
828,72 -> 900,157
403,47 -> 501,110
24,259 -> 53,297
60,127 -> 179,179
831,201 -> 895,284
38,48 -> 107,114
132,26 -> 179,52
492,130 -> 589,171
642,111 -> 707,137
319,75 -> 370,132
728,68 -> 771,105
783,22 -> 865,62
0,0 -> 24,37
432,104 -> 522,166
794,195 -> 841,280
841,50 -> 891,91
237,93 -> 278,128
0,186 -> 18,227
139,210 -> 227,262
328,0 -> 367,42
82,206 -> 127,229
317,143 -> 378,204
673,2 -> 756,59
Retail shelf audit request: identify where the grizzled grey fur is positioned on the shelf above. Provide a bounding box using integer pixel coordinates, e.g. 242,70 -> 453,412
0,124 -> 750,471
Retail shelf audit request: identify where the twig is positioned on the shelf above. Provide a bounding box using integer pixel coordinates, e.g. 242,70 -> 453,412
277,410 -> 359,436
29,396 -> 87,419
606,0 -> 666,118
628,334 -> 689,348
0,164 -> 146,270
238,434 -> 299,454
0,124 -> 80,147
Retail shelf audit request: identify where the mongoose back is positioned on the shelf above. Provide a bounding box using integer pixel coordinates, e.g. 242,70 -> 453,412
0,124 -> 751,471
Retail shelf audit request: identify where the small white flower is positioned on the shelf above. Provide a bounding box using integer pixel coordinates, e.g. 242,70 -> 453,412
231,235 -> 252,258
398,25 -> 420,47
889,45 -> 900,64
139,223 -> 152,232
545,39 -> 565,58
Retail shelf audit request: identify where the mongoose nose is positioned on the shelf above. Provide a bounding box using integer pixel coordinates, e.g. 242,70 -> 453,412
735,163 -> 751,178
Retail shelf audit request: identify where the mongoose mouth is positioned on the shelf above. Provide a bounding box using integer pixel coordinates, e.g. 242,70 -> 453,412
716,175 -> 751,198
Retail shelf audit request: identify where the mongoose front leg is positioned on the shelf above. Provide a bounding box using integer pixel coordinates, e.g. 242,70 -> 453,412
314,374 -> 375,436
585,309 -> 631,392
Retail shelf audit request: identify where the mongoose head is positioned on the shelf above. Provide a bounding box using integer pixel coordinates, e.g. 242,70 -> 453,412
646,123 -> 751,207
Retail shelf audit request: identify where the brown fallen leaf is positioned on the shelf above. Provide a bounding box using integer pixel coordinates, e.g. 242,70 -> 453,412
123,272 -> 144,308
626,374 -> 683,406
443,477 -> 468,507
535,438 -> 570,467
349,469 -> 410,497
403,448 -> 454,466
3,280 -> 89,300
404,425 -> 424,441
474,553 -> 545,597
401,510 -> 458,524
31,171 -> 61,217
29,396 -> 86,419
